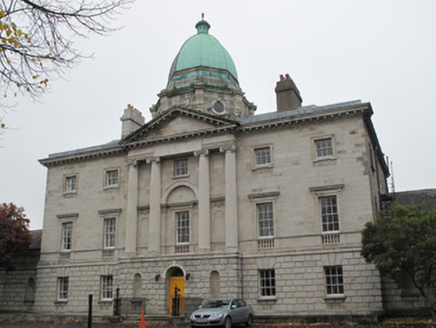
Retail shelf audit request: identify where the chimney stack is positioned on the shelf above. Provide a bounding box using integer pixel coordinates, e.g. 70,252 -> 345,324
120,104 -> 145,138
275,74 -> 302,112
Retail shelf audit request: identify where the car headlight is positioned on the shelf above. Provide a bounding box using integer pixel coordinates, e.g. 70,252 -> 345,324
209,313 -> 223,320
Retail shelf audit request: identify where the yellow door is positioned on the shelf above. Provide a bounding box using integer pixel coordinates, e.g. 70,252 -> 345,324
169,276 -> 185,314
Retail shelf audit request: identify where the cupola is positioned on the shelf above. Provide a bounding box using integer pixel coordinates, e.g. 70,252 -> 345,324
150,16 -> 256,119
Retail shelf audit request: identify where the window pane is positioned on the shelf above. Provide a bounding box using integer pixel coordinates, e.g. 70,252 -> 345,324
174,159 -> 188,176
257,203 -> 274,237
101,276 -> 113,299
66,176 -> 76,192
255,147 -> 271,165
62,222 -> 72,250
325,266 -> 344,295
316,138 -> 333,158
259,269 -> 276,297
58,277 -> 69,300
106,170 -> 118,186
176,211 -> 189,244
104,218 -> 116,248
320,196 -> 339,232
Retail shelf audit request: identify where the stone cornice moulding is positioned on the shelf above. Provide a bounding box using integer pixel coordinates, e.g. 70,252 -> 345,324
248,191 -> 280,201
309,184 -> 345,195
56,213 -> 79,220
97,209 -> 122,216
40,147 -> 124,167
240,105 -> 369,133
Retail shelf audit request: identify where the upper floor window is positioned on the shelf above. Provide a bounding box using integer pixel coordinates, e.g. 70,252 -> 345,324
254,146 -> 272,166
315,137 -> 334,158
174,159 -> 188,177
105,169 -> 119,188
103,217 -> 116,249
320,195 -> 339,232
324,266 -> 344,295
176,211 -> 190,244
259,269 -> 276,297
61,222 -> 73,251
100,275 -> 113,300
257,202 -> 274,238
57,277 -> 69,301
65,175 -> 77,193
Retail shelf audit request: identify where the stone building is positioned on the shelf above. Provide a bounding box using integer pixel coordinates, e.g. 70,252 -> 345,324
4,18 -> 394,320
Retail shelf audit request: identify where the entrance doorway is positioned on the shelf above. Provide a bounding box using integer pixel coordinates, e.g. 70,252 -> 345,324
169,268 -> 185,315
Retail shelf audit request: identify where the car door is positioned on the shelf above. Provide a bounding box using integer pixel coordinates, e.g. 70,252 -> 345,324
231,299 -> 245,324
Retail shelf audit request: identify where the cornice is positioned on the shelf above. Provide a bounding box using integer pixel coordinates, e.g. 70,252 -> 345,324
39,147 -> 124,167
38,103 -> 374,167
239,104 -> 370,133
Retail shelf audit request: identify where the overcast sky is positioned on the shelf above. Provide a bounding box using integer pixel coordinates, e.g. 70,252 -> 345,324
1,0 -> 435,229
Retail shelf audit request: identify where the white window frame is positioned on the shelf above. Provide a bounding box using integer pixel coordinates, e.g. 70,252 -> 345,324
257,202 -> 274,238
103,217 -> 116,249
259,269 -> 276,298
320,195 -> 339,233
61,222 -> 73,251
57,277 -> 69,301
100,275 -> 113,300
104,168 -> 119,189
98,209 -> 121,251
252,145 -> 273,169
310,185 -> 343,245
313,136 -> 335,161
324,266 -> 344,296
176,210 -> 190,244
64,174 -> 77,194
174,158 -> 189,177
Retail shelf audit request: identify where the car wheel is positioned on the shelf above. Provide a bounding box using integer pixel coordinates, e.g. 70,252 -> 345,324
245,314 -> 253,327
224,316 -> 232,328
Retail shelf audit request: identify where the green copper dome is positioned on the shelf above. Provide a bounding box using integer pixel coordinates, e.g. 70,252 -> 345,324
167,19 -> 239,88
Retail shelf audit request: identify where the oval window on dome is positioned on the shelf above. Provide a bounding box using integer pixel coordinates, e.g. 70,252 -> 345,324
213,101 -> 225,114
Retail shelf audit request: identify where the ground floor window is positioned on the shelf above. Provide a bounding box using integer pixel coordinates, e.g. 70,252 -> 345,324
101,275 -> 113,300
259,269 -> 276,297
324,266 -> 344,295
57,277 -> 69,301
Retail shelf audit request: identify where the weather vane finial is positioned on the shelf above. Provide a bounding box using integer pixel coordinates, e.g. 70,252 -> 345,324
201,13 -> 204,20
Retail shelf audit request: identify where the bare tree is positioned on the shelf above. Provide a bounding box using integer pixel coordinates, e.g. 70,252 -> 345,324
0,0 -> 133,105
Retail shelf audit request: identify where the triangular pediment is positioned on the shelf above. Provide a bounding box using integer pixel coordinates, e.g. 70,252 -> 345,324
121,108 -> 238,146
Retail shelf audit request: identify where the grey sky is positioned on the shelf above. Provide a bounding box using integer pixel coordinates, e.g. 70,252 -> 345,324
1,0 -> 435,229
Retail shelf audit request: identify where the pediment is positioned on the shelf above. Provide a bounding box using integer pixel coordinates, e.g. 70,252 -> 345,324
121,108 -> 238,146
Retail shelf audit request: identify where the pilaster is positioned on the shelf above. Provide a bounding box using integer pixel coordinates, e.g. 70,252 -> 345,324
220,144 -> 238,251
195,149 -> 211,251
147,157 -> 161,254
125,159 -> 139,255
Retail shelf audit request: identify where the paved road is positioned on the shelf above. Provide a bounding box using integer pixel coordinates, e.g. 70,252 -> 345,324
0,322 -> 186,328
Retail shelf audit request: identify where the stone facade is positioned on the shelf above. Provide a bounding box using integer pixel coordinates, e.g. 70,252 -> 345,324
0,230 -> 41,313
0,18 -> 411,321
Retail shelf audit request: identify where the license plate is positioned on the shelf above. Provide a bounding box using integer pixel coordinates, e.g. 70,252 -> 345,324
197,319 -> 208,323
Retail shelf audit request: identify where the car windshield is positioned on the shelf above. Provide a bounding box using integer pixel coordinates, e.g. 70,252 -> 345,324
202,299 -> 231,308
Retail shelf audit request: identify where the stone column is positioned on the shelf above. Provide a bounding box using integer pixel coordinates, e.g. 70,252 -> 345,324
147,157 -> 161,254
195,149 -> 211,251
125,159 -> 139,255
221,145 -> 238,251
